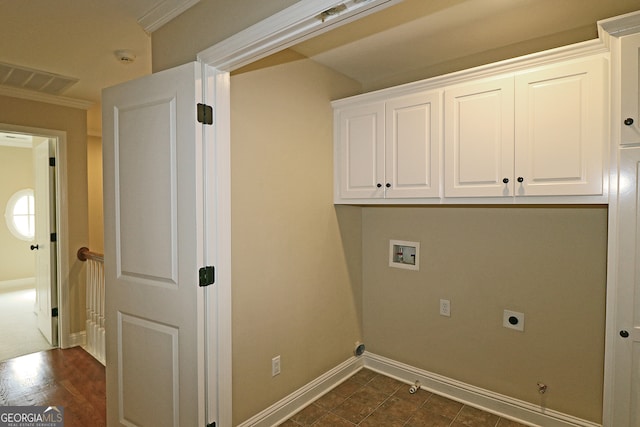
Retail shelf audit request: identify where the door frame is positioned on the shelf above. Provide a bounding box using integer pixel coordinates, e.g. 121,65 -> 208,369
0,123 -> 69,348
599,11 -> 640,426
196,1 -> 413,424
197,3 -> 639,426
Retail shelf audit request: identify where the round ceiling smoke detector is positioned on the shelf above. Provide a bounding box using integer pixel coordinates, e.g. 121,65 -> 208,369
114,50 -> 136,64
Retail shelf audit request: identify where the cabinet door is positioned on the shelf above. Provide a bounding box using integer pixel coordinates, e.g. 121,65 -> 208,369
444,76 -> 514,197
515,56 -> 606,196
610,147 -> 640,426
337,103 -> 385,199
385,91 -> 441,198
621,33 -> 640,145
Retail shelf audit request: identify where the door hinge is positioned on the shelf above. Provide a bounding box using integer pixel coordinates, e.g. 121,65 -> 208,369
52,308 -> 58,317
50,233 -> 57,242
199,266 -> 215,287
197,103 -> 213,125
49,157 -> 55,167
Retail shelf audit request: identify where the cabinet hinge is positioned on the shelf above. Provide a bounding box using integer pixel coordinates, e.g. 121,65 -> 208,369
197,103 -> 213,125
49,157 -> 55,167
50,233 -> 57,242
52,307 -> 58,317
199,266 -> 215,287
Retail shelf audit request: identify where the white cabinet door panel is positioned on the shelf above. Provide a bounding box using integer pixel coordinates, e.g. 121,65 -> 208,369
611,147 -> 640,427
337,104 -> 385,199
445,76 -> 514,197
385,91 -> 441,198
515,56 -> 606,196
621,33 -> 640,145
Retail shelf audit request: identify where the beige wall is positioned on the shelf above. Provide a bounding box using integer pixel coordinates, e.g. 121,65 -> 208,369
362,206 -> 607,423
151,0 -> 298,72
230,53 -> 362,424
87,135 -> 104,254
0,95 -> 89,334
0,146 -> 35,281
154,3 -> 609,425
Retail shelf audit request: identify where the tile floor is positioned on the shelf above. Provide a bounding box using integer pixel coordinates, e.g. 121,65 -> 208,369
278,369 -> 529,427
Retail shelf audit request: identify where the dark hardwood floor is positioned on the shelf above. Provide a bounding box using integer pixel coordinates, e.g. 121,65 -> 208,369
0,347 -> 106,427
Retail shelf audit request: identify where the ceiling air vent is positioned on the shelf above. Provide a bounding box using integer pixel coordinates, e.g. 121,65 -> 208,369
0,62 -> 78,95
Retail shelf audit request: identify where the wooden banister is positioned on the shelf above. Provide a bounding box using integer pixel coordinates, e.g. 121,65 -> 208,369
77,247 -> 104,263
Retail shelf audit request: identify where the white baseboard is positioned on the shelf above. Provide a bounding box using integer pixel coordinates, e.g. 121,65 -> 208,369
238,351 -> 602,427
62,331 -> 86,349
236,356 -> 364,427
364,352 -> 601,427
0,278 -> 35,291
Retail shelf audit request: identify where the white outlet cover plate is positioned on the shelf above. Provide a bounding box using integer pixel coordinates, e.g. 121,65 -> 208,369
439,299 -> 451,317
503,310 -> 524,331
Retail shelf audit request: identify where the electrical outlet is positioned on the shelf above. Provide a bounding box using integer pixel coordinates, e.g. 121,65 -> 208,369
503,310 -> 524,331
272,355 -> 281,376
439,299 -> 451,317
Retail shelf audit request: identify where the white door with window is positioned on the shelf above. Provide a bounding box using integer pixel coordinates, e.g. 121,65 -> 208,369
33,138 -> 57,346
102,61 -> 210,427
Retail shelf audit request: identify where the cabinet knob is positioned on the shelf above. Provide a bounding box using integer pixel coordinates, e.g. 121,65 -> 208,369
517,177 -> 524,183
620,330 -> 630,338
30,244 -> 39,251
376,183 -> 382,188
385,183 -> 391,188
502,178 -> 509,184
624,118 -> 634,126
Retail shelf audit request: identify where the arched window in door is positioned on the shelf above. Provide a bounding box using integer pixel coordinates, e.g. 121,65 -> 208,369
4,188 -> 35,241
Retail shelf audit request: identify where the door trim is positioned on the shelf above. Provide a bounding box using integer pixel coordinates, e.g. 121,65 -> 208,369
194,1 -> 432,424
0,123 -> 69,348
196,3 -> 401,424
194,5 -> 640,426
197,0 -> 401,72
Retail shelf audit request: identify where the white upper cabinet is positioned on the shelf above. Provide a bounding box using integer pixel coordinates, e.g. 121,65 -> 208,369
444,55 -> 606,198
334,46 -> 608,204
444,76 -> 514,197
514,56 -> 606,196
621,32 -> 640,145
335,90 -> 441,201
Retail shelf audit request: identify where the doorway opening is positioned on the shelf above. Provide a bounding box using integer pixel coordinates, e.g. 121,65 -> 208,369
0,126 -> 65,361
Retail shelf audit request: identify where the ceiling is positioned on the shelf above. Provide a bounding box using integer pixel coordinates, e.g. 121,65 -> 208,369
290,0 -> 640,92
0,0 -> 638,120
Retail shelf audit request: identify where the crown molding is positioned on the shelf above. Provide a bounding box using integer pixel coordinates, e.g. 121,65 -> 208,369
598,10 -> 640,37
139,0 -> 201,33
198,0 -> 403,71
0,85 -> 94,110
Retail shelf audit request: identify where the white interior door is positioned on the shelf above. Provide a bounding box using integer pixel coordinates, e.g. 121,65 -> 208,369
102,62 -> 207,427
33,138 -> 57,346
612,146 -> 640,426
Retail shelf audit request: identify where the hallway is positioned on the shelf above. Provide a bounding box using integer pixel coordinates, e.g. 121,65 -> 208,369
0,347 -> 106,426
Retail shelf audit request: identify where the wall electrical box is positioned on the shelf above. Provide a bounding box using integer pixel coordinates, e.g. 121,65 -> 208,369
389,240 -> 420,270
